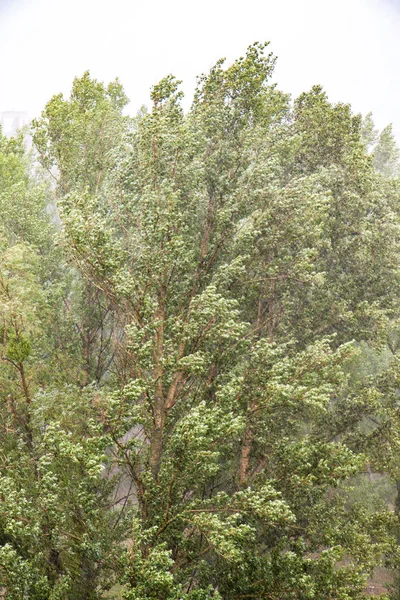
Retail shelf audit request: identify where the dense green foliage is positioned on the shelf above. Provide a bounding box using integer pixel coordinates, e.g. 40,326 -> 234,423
0,43 -> 400,599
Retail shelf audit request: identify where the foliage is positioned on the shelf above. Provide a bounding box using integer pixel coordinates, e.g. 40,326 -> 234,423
0,43 -> 399,599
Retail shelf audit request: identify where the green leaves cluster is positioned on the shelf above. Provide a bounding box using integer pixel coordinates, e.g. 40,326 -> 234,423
0,43 -> 400,599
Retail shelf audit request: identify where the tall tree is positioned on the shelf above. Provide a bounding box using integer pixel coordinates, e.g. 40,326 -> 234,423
373,124 -> 400,179
41,44 -> 400,598
0,126 -> 122,599
32,72 -> 129,386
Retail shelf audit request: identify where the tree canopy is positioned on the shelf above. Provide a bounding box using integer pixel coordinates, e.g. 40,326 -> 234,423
0,42 -> 399,599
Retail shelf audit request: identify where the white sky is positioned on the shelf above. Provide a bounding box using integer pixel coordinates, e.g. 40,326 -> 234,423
0,0 -> 399,138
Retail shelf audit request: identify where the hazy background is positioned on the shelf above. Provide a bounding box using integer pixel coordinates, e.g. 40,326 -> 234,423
0,0 -> 399,137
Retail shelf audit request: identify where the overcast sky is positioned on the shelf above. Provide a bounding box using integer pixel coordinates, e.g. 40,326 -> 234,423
0,0 -> 399,138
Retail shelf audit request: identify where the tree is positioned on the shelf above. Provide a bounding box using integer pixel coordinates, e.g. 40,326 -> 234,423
32,71 -> 129,197
35,44 -> 400,598
360,112 -> 400,179
373,124 -> 400,179
0,126 -> 122,599
32,71 -> 130,386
